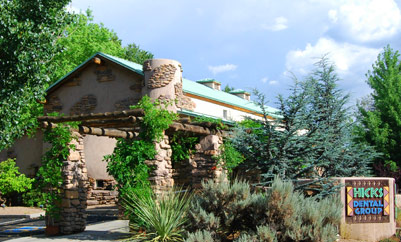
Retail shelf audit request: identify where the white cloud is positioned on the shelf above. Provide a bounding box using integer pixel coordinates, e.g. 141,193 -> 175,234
328,9 -> 337,23
329,0 -> 401,42
285,37 -> 381,103
269,80 -> 279,85
208,64 -> 238,75
261,77 -> 268,83
286,37 -> 380,75
261,17 -> 288,31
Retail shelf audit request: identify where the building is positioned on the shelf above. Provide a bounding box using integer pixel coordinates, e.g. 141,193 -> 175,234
0,52 -> 279,204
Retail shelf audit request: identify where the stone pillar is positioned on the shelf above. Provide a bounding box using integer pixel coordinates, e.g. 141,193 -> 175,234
59,132 -> 89,234
191,134 -> 224,188
147,134 -> 174,192
142,59 -> 183,112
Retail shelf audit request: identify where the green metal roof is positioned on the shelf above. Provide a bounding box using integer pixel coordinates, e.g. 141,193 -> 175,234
196,78 -> 221,84
46,52 -> 144,93
229,89 -> 250,94
47,52 -> 280,118
182,78 -> 280,118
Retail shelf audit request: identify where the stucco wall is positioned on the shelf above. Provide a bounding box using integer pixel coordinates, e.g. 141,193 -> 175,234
83,135 -> 116,180
46,61 -> 143,115
0,131 -> 44,177
189,96 -> 263,121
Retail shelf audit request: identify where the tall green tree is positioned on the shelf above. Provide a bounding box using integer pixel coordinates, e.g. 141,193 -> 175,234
51,10 -> 153,82
0,0 -> 71,150
356,46 -> 401,182
232,58 -> 375,196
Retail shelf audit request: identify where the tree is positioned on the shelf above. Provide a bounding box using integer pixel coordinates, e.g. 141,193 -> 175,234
50,10 -> 153,82
231,58 -> 376,196
356,46 -> 401,183
223,84 -> 235,93
0,0 -> 71,150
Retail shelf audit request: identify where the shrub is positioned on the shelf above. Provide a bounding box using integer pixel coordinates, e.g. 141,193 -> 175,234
186,177 -> 342,242
0,158 -> 33,205
123,187 -> 192,242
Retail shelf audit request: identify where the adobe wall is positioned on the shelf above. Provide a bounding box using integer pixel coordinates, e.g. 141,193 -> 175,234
83,135 -> 116,180
45,61 -> 143,115
190,96 -> 263,122
0,130 -> 45,177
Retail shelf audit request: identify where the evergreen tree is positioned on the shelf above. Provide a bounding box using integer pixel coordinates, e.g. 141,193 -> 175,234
231,58 -> 376,195
356,46 -> 401,184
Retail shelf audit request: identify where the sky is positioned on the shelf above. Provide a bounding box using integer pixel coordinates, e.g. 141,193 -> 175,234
69,0 -> 401,108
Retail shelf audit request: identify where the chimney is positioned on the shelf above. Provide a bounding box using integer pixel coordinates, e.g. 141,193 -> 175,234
229,89 -> 251,101
196,78 -> 221,91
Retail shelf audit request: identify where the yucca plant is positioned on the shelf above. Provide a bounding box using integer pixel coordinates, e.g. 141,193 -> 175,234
122,187 -> 193,242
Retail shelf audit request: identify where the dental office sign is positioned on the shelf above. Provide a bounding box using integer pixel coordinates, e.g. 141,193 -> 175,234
346,179 -> 390,223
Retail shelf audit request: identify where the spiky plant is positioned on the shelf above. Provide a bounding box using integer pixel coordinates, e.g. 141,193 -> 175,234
123,187 -> 193,242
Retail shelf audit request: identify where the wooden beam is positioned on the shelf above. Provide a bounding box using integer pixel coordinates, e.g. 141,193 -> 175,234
168,122 -> 212,135
78,126 -> 139,139
38,109 -> 145,123
41,121 -> 139,139
80,116 -> 141,127
93,57 -> 102,65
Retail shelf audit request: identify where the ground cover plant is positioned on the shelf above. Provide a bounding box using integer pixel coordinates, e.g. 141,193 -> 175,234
0,158 -> 33,205
186,177 -> 342,242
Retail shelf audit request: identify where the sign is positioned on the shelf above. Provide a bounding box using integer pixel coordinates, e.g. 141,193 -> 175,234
345,179 -> 390,223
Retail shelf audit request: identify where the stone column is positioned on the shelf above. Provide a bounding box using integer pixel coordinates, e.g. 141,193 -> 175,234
142,59 -> 183,112
191,134 -> 224,188
59,132 -> 89,234
147,134 -> 174,192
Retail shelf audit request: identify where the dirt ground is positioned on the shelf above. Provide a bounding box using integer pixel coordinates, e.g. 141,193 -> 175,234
0,206 -> 44,215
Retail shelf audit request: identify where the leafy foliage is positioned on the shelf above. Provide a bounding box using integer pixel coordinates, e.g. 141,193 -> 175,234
355,46 -> 401,184
231,58 -> 376,196
104,95 -> 177,200
193,116 -> 228,130
186,177 -> 341,242
50,10 -> 153,83
123,187 -> 193,242
215,141 -> 245,177
0,0 -> 71,150
0,159 -> 33,205
138,96 -> 178,142
170,132 -> 199,163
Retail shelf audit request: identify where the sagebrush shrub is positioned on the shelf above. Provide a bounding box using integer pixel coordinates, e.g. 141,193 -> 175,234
186,177 -> 341,242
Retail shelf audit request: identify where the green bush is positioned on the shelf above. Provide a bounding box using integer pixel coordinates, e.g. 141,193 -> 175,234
186,177 -> 342,242
123,187 -> 192,242
0,158 -> 33,205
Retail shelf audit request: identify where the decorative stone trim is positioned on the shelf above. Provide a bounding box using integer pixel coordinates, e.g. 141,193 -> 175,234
70,94 -> 97,115
114,97 -> 140,111
65,76 -> 81,87
147,64 -> 177,89
95,65 -> 114,82
129,79 -> 144,93
175,83 -> 196,111
44,95 -> 63,114
59,132 -> 88,234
